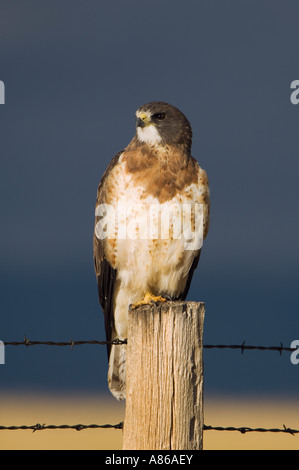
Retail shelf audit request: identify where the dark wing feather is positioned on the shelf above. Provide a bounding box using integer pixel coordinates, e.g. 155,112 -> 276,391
179,163 -> 210,301
177,250 -> 201,301
93,151 -> 123,358
93,235 -> 116,358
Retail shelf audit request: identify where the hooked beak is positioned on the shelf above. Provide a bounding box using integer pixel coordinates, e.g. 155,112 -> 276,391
136,112 -> 151,128
136,117 -> 145,128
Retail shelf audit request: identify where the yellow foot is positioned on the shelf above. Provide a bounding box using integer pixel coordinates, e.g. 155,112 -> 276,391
130,292 -> 167,310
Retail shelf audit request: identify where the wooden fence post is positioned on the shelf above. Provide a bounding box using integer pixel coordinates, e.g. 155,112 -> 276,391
122,301 -> 205,450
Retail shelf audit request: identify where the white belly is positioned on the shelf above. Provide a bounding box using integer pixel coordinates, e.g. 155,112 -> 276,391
111,194 -> 202,339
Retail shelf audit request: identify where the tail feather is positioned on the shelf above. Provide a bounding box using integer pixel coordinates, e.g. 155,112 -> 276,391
108,344 -> 126,400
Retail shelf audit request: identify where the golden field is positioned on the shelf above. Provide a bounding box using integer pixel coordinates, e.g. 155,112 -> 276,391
0,392 -> 298,450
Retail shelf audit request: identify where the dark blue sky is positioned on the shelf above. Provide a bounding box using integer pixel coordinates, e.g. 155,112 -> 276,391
0,0 -> 299,398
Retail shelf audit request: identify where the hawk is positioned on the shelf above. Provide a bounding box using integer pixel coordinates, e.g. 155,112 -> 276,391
93,101 -> 210,400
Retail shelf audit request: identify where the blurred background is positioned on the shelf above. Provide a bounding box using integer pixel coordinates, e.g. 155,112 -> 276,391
0,0 -> 299,449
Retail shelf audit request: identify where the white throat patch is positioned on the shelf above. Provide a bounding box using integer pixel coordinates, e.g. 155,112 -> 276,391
137,125 -> 162,145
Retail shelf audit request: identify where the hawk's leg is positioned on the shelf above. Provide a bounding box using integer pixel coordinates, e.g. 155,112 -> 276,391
130,292 -> 167,310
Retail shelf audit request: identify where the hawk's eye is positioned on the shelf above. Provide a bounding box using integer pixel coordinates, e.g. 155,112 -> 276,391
153,112 -> 166,121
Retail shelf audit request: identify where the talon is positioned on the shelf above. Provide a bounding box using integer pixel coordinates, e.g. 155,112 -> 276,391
162,293 -> 173,301
130,292 -> 167,310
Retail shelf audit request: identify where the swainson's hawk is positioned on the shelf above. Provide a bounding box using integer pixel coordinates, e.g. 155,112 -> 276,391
94,101 -> 210,400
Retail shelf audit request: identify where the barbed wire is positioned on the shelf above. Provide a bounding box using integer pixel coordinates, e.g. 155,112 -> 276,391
203,342 -> 295,355
3,337 -> 295,354
3,337 -> 127,349
203,424 -> 299,435
0,422 -> 298,435
0,422 -> 123,432
2,337 -> 297,440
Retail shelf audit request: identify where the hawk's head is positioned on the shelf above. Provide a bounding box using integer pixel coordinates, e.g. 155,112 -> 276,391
135,101 -> 192,152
